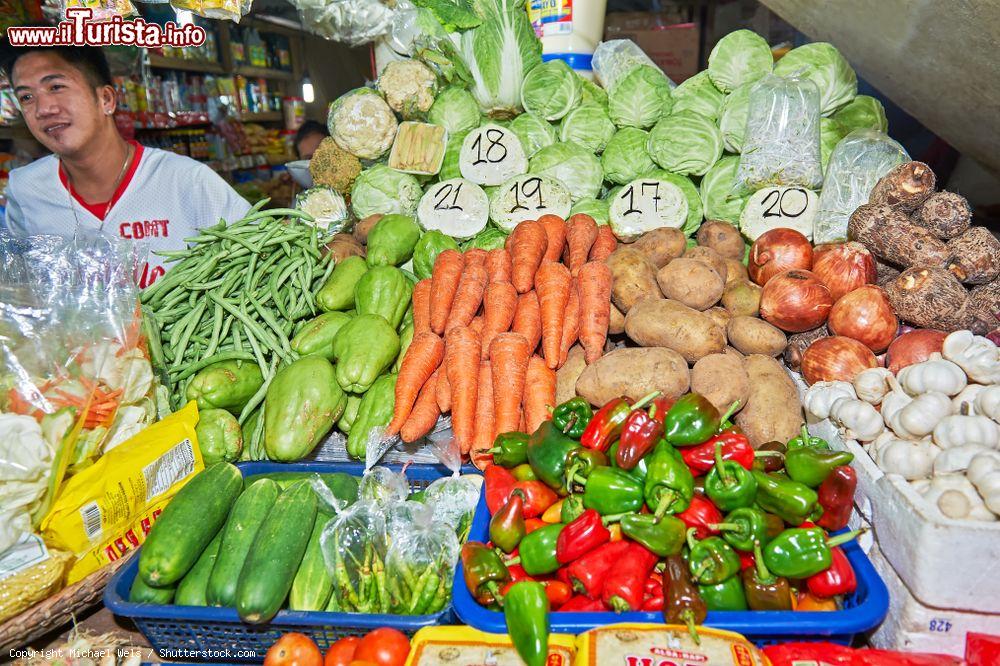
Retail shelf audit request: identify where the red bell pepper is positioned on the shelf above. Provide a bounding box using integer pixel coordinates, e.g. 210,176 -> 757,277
738,550 -> 755,571
556,509 -> 610,564
555,566 -> 572,587
616,397 -> 672,470
559,595 -> 606,612
543,580 -> 573,608
602,542 -> 659,612
676,495 -> 723,539
680,430 -> 754,476
642,572 -> 665,610
513,480 -> 558,518
485,464 -> 517,514
508,563 -> 533,583
566,540 -> 630,600
581,392 -> 660,452
816,466 -> 857,531
806,546 -> 856,598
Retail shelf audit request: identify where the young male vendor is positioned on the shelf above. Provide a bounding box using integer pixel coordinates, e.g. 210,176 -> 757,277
2,44 -> 250,287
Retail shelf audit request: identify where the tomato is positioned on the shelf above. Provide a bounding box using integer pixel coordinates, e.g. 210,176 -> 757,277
264,633 -> 323,666
324,637 -> 360,666
353,628 -> 411,666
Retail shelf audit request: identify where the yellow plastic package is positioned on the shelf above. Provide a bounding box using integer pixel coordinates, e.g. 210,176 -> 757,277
405,625 -> 576,665
41,402 -> 203,584
575,623 -> 771,666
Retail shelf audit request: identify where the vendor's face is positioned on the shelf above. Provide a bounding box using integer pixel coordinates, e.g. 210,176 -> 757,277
297,132 -> 324,160
12,52 -> 113,157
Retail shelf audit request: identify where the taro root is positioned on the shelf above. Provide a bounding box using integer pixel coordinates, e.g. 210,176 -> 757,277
868,161 -> 936,212
876,259 -> 902,286
352,214 -> 383,244
945,227 -> 1000,285
884,266 -> 983,332
848,203 -> 948,268
914,191 -> 972,240
968,279 -> 1000,330
783,325 -> 829,371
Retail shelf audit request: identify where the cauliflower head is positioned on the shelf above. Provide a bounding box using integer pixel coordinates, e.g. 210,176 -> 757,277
309,137 -> 362,194
328,88 -> 398,160
377,59 -> 438,119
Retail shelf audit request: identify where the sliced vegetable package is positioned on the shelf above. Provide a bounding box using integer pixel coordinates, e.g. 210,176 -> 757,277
319,499 -> 389,612
384,505 -> 459,615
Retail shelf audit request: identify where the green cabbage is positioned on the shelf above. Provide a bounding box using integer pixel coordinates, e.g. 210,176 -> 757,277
351,165 -> 423,219
569,197 -> 610,226
773,42 -> 857,116
699,156 -> 749,225
647,111 -> 724,176
644,169 -> 704,235
602,127 -> 655,185
608,65 -> 672,129
439,130 -> 469,180
820,117 -> 849,172
579,75 -> 609,110
832,94 -> 888,133
528,141 -> 604,202
707,29 -> 773,93
427,86 -> 481,135
671,71 -> 725,120
718,81 -> 751,153
461,226 -> 509,251
520,59 -> 582,121
508,112 -> 557,157
559,104 -> 616,154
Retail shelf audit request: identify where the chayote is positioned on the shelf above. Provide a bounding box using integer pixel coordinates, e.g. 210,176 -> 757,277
332,314 -> 400,393
337,393 -> 363,434
355,266 -> 413,330
347,373 -> 397,460
186,360 -> 264,414
195,408 -> 243,464
366,214 -> 421,267
412,230 -> 459,280
316,255 -> 368,312
263,356 -> 346,461
394,322 -> 414,373
290,312 -> 353,360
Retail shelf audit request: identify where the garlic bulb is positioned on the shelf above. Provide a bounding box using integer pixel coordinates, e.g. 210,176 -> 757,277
976,385 -> 1000,422
881,376 -> 914,438
933,444 -> 993,475
895,391 -> 953,438
932,413 -> 1000,449
829,397 -> 884,442
875,437 -> 939,480
967,451 -> 1000,515
942,330 -> 1000,385
912,474 -> 996,521
853,367 -> 894,405
897,353 -> 968,396
951,384 -> 986,415
803,381 -> 857,420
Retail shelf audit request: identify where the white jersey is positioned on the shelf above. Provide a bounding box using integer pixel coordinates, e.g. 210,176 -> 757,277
4,143 -> 251,287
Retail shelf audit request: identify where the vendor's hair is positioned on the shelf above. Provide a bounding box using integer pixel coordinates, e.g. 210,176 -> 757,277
294,120 -> 329,148
1,42 -> 113,89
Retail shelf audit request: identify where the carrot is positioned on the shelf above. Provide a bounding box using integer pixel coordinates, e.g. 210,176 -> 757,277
559,278 -> 580,366
537,214 -> 568,263
386,331 -> 444,437
566,213 -> 598,276
430,249 -> 465,334
446,326 -> 480,454
436,363 -> 451,413
485,248 -> 512,284
512,290 -> 541,353
464,248 -> 487,268
577,261 -> 613,364
400,371 -> 441,443
509,220 -> 548,293
412,279 -> 432,335
470,360 -> 495,469
489,332 -> 531,438
469,315 -> 485,339
445,262 -> 489,332
590,224 -> 618,263
480,281 -> 518,360
535,261 -> 571,370
523,355 -> 556,433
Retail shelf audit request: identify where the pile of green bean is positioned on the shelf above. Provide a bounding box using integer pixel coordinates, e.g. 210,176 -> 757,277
141,200 -> 333,453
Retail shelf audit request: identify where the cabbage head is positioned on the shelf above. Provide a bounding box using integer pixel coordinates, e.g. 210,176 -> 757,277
832,94 -> 888,133
520,59 -> 582,121
439,130 -> 469,180
351,164 -> 423,218
602,128 -> 655,185
461,226 -> 509,251
644,168 -> 704,236
718,81 -> 751,153
671,71 -> 725,120
647,111 -> 723,176
559,104 -> 616,154
427,86 -> 481,135
509,112 -> 557,157
608,65 -> 672,130
820,117 -> 848,172
569,197 -> 610,226
528,141 -> 604,202
699,156 -> 749,225
773,42 -> 857,116
579,75 -> 609,109
707,29 -> 773,93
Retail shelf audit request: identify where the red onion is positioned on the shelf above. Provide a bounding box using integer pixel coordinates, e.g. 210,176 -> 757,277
989,330 -> 1000,347
885,329 -> 947,374
812,242 -> 877,302
748,228 -> 814,286
759,269 -> 833,333
827,285 -> 899,353
801,336 -> 879,385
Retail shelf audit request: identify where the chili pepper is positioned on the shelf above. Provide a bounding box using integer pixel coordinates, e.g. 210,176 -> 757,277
816,466 -> 857,531
526,420 -> 582,494
620,514 -> 686,557
565,448 -> 609,487
662,554 -> 707,645
753,440 -> 788,473
616,396 -> 671,470
741,540 -> 793,611
485,464 -> 517,515
609,441 -> 650,482
711,506 -> 772,552
806,546 -> 856,598
787,424 -> 830,451
704,442 -> 758,512
512,463 -> 538,482
680,430 -> 754,475
560,594 -> 606,612
525,518 -> 546,534
752,470 -> 819,525
581,391 -> 660,452
602,541 -> 658,612
541,499 -> 564,524
786,446 -> 854,488
699,575 -> 748,611
579,466 -> 645,515
461,541 -> 511,605
676,495 -> 723,540
504,581 -> 550,666
566,540 -> 630,599
763,527 -> 861,579
686,528 -> 742,585
663,394 -> 734,447
491,431 -> 530,467
556,509 -> 610,564
490,490 -> 526,553
518,523 -> 566,576
542,580 -> 573,608
513,480 -> 559,519
797,590 -> 839,611
644,440 -> 695,518
560,494 -> 586,523
551,397 -> 592,439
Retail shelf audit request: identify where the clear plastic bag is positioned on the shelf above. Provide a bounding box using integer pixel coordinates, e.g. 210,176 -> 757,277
813,129 -> 910,244
320,500 -> 388,612
385,500 -> 433,547
292,0 -> 395,45
358,466 -> 409,507
736,73 -> 824,192
384,507 -> 459,615
423,475 -> 481,542
593,39 -> 670,92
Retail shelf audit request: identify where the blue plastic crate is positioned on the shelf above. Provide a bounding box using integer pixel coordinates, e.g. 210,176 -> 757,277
452,489 -> 889,647
106,462 -> 477,663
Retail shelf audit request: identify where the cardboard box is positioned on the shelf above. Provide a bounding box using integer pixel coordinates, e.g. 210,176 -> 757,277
604,12 -> 700,83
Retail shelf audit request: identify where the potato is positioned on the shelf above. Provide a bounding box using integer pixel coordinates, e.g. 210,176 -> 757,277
656,258 -> 725,311
727,316 -> 787,357
609,303 -> 626,335
557,345 -> 588,404
607,248 -> 661,313
624,299 -> 726,362
683,246 -> 728,282
724,258 -> 749,284
735,355 -> 804,447
723,345 -> 746,361
631,228 -> 687,268
696,220 -> 746,260
691,353 -> 750,414
324,233 -> 365,262
721,280 -> 761,317
704,307 -> 732,333
576,347 -> 690,406
353,214 -> 383,244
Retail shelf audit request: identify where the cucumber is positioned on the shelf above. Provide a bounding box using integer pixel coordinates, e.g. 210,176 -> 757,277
289,512 -> 335,611
248,472 -> 359,508
174,531 -> 222,606
207,477 -> 280,607
235,480 -> 318,623
139,462 -> 243,587
130,575 -> 175,604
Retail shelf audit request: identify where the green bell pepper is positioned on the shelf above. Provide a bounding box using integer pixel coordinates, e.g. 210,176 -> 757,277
504,581 -> 550,666
526,421 -> 581,494
366,214 -> 421,267
581,467 -> 644,515
264,356 -> 346,461
551,397 -> 592,439
512,464 -> 537,482
762,527 -> 860,579
332,314 -> 400,393
620,514 -> 686,557
560,494 -> 586,523
686,528 -> 742,586
644,440 -> 694,518
712,507 -> 771,553
610,441 -> 650,482
752,470 -> 818,525
186,359 -> 264,414
699,576 -> 748,611
519,523 -> 565,576
195,408 -> 243,464
346,373 -> 397,459
492,432 -> 530,467
787,425 -> 830,451
412,230 -> 460,280
663,393 -> 721,446
566,448 -> 608,486
316,255 -> 368,312
786,447 -> 854,488
336,393 -> 363,434
290,312 -> 353,360
704,442 -> 758,512
461,542 -> 510,605
355,265 -> 414,330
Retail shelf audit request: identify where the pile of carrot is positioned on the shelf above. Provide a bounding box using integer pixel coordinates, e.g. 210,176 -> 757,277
386,213 -> 616,469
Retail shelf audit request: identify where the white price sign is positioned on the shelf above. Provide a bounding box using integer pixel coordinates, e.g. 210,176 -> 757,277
490,174 -> 572,231
459,124 -> 529,186
740,186 -> 818,240
608,178 -> 688,241
417,178 -> 489,240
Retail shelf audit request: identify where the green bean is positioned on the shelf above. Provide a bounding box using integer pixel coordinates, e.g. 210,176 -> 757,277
203,302 -> 225,357
232,322 -> 244,352
242,317 -> 271,375
207,293 -> 286,362
171,300 -> 208,368
238,357 -> 276,425
168,350 -> 256,381
247,293 -> 292,355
